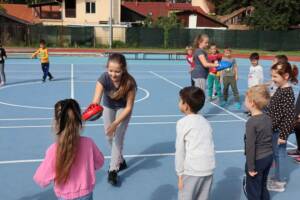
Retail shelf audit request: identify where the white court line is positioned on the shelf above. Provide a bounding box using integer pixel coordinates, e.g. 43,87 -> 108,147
149,71 -> 298,148
0,119 -> 243,129
0,147 -> 297,165
71,64 -> 74,98
0,113 -> 243,121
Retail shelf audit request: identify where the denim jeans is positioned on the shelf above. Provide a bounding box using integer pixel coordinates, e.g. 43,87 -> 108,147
57,192 -> 93,200
272,131 -> 287,181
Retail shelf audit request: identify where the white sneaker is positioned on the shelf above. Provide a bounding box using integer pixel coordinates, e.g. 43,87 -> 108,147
0,82 -> 4,87
267,177 -> 287,187
267,180 -> 286,192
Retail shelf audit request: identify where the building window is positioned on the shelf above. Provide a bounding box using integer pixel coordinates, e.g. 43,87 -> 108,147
86,2 -> 96,14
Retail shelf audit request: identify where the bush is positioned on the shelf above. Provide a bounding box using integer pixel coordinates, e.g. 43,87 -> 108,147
112,40 -> 127,48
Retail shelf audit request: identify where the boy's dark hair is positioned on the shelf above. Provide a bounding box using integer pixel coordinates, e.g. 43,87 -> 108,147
179,86 -> 205,113
0,40 -> 2,47
249,52 -> 259,60
40,39 -> 46,45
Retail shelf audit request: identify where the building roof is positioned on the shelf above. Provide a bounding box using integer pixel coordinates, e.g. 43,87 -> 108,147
122,2 -> 207,20
122,1 -> 226,27
218,6 -> 254,23
0,4 -> 39,24
0,3 -> 61,24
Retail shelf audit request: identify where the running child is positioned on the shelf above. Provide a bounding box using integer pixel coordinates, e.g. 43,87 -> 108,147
193,34 -> 219,92
243,85 -> 273,200
32,39 -> 54,82
34,99 -> 104,200
91,53 -> 137,186
176,86 -> 215,200
0,41 -> 7,86
207,43 -> 222,101
220,48 -> 241,109
185,46 -> 195,86
266,61 -> 298,192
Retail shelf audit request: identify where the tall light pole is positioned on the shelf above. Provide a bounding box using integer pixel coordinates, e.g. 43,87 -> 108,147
109,0 -> 113,49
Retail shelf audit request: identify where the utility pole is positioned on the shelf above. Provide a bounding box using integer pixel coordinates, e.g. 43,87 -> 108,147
109,0 -> 113,49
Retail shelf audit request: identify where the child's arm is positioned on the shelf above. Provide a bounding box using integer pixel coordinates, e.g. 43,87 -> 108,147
92,140 -> 105,170
31,49 -> 40,59
33,145 -> 55,187
233,62 -> 238,80
3,48 -> 7,59
245,121 -> 257,176
175,121 -> 186,179
178,175 -> 183,190
198,54 -> 219,68
106,89 -> 136,136
278,93 -> 295,143
92,82 -> 104,104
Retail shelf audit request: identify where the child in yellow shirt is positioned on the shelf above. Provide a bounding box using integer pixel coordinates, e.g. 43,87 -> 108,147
32,39 -> 53,82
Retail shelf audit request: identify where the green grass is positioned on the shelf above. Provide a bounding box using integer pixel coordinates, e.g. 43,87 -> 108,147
6,46 -> 300,57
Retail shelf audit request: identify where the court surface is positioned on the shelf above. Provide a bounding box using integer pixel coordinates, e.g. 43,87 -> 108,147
0,55 -> 300,200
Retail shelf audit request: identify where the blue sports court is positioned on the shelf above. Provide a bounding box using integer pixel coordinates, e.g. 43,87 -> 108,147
0,55 -> 300,200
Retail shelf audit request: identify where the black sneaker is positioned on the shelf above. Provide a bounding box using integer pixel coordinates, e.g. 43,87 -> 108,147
118,160 -> 127,172
108,170 -> 118,186
49,76 -> 54,81
42,79 -> 46,83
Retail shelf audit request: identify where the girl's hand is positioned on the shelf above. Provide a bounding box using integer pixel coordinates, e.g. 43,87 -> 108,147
106,121 -> 118,137
178,176 -> 183,191
278,138 -> 286,144
248,171 -> 258,177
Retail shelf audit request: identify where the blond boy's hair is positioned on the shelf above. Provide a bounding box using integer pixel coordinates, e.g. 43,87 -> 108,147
246,85 -> 270,110
186,46 -> 193,51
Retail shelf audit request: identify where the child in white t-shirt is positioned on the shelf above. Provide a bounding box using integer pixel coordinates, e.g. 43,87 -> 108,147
248,52 -> 264,88
176,86 -> 215,200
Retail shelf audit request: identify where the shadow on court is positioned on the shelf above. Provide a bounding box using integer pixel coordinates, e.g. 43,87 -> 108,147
18,188 -> 56,200
211,167 -> 244,200
118,141 -> 174,186
150,184 -> 177,200
270,157 -> 299,199
5,78 -> 71,87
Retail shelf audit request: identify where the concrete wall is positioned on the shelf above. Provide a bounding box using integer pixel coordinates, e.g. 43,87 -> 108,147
94,26 -> 126,45
62,0 -> 120,25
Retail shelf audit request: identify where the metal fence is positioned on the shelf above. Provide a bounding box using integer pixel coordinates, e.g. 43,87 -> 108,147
126,28 -> 300,51
0,23 -> 94,47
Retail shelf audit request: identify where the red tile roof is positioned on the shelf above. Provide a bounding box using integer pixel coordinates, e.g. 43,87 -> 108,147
122,2 -> 207,20
0,4 -> 39,24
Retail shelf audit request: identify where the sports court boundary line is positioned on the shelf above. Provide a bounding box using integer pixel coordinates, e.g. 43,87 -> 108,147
149,71 -> 298,149
0,113 -> 246,121
0,119 -> 243,129
0,147 -> 296,165
71,64 -> 74,98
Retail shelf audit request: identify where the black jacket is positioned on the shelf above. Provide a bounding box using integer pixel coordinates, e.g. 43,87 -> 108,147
0,47 -> 7,63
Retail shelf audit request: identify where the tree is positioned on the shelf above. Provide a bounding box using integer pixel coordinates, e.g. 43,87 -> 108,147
153,13 -> 182,48
247,0 -> 300,30
212,0 -> 251,15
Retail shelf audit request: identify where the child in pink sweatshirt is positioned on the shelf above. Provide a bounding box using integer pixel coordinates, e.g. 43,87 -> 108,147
33,99 -> 104,200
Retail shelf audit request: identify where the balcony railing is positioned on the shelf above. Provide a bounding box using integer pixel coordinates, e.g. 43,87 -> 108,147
28,0 -> 62,7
